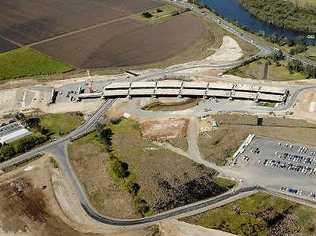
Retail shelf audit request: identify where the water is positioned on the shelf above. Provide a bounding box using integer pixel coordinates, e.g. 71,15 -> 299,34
200,0 -> 316,45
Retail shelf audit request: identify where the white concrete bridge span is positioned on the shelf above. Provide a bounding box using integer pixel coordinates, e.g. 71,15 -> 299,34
102,80 -> 289,103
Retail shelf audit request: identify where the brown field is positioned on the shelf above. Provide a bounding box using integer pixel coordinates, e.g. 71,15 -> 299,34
199,114 -> 316,165
109,119 -> 230,213
68,134 -> 140,219
0,37 -> 17,53
34,13 -> 207,68
0,0 -> 162,46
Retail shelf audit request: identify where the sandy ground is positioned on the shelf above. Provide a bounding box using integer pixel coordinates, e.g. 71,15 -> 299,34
159,220 -> 235,236
140,118 -> 189,140
206,36 -> 243,62
39,100 -> 103,114
293,89 -> 316,123
0,89 -> 18,114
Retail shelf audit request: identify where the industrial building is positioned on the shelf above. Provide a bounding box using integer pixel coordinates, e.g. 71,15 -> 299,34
0,121 -> 31,144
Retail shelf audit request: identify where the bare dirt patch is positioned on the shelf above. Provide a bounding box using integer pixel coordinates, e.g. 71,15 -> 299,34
293,90 -> 316,123
0,157 -> 102,236
140,118 -> 189,140
159,220 -> 234,236
142,98 -> 199,112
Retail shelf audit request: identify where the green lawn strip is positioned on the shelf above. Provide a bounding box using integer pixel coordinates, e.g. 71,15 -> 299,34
40,112 -> 84,137
213,177 -> 236,190
183,192 -> 316,235
0,47 -> 74,80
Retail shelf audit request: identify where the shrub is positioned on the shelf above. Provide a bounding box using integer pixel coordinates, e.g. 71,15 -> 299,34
142,12 -> 153,18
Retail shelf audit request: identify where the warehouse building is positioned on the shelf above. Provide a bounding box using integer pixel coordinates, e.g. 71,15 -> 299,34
0,121 -> 31,144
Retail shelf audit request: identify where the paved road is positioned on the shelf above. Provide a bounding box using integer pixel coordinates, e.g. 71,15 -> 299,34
0,99 -> 116,170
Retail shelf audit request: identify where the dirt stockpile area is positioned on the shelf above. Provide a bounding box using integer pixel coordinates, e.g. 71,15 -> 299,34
140,118 -> 189,140
0,158 -> 100,236
0,0 -> 162,47
34,14 -> 207,68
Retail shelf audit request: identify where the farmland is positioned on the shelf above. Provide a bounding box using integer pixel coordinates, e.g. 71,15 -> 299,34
34,13 -> 208,68
0,0 -> 162,46
0,0 -> 228,73
0,47 -> 73,80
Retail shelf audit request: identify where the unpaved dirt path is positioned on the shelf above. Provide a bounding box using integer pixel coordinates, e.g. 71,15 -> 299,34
159,219 -> 235,236
206,36 -> 243,62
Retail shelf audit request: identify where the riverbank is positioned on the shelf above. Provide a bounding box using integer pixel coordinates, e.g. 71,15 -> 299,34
239,0 -> 316,34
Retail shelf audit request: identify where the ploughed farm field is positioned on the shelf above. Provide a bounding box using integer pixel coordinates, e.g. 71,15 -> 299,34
0,0 -> 217,71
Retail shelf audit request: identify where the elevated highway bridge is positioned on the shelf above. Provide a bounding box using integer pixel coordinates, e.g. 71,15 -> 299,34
101,80 -> 289,103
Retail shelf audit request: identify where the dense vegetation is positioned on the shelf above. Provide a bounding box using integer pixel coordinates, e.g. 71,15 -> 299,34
184,192 -> 316,235
0,133 -> 48,162
0,47 -> 73,80
239,0 -> 316,33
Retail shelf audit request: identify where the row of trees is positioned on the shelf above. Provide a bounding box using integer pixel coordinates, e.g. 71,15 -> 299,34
269,50 -> 316,78
96,123 -> 151,216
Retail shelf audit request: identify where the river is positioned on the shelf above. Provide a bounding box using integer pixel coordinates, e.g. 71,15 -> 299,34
200,0 -> 316,45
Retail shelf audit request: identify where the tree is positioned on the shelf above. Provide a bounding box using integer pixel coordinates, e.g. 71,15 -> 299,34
25,117 -> 40,129
111,160 -> 130,178
269,50 -> 283,62
0,144 -> 16,160
127,182 -> 140,196
142,12 -> 153,18
99,128 -> 113,147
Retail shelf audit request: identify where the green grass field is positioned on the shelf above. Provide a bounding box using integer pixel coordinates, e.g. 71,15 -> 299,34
228,59 -> 308,81
0,47 -> 74,80
184,192 -> 316,235
40,112 -> 84,136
